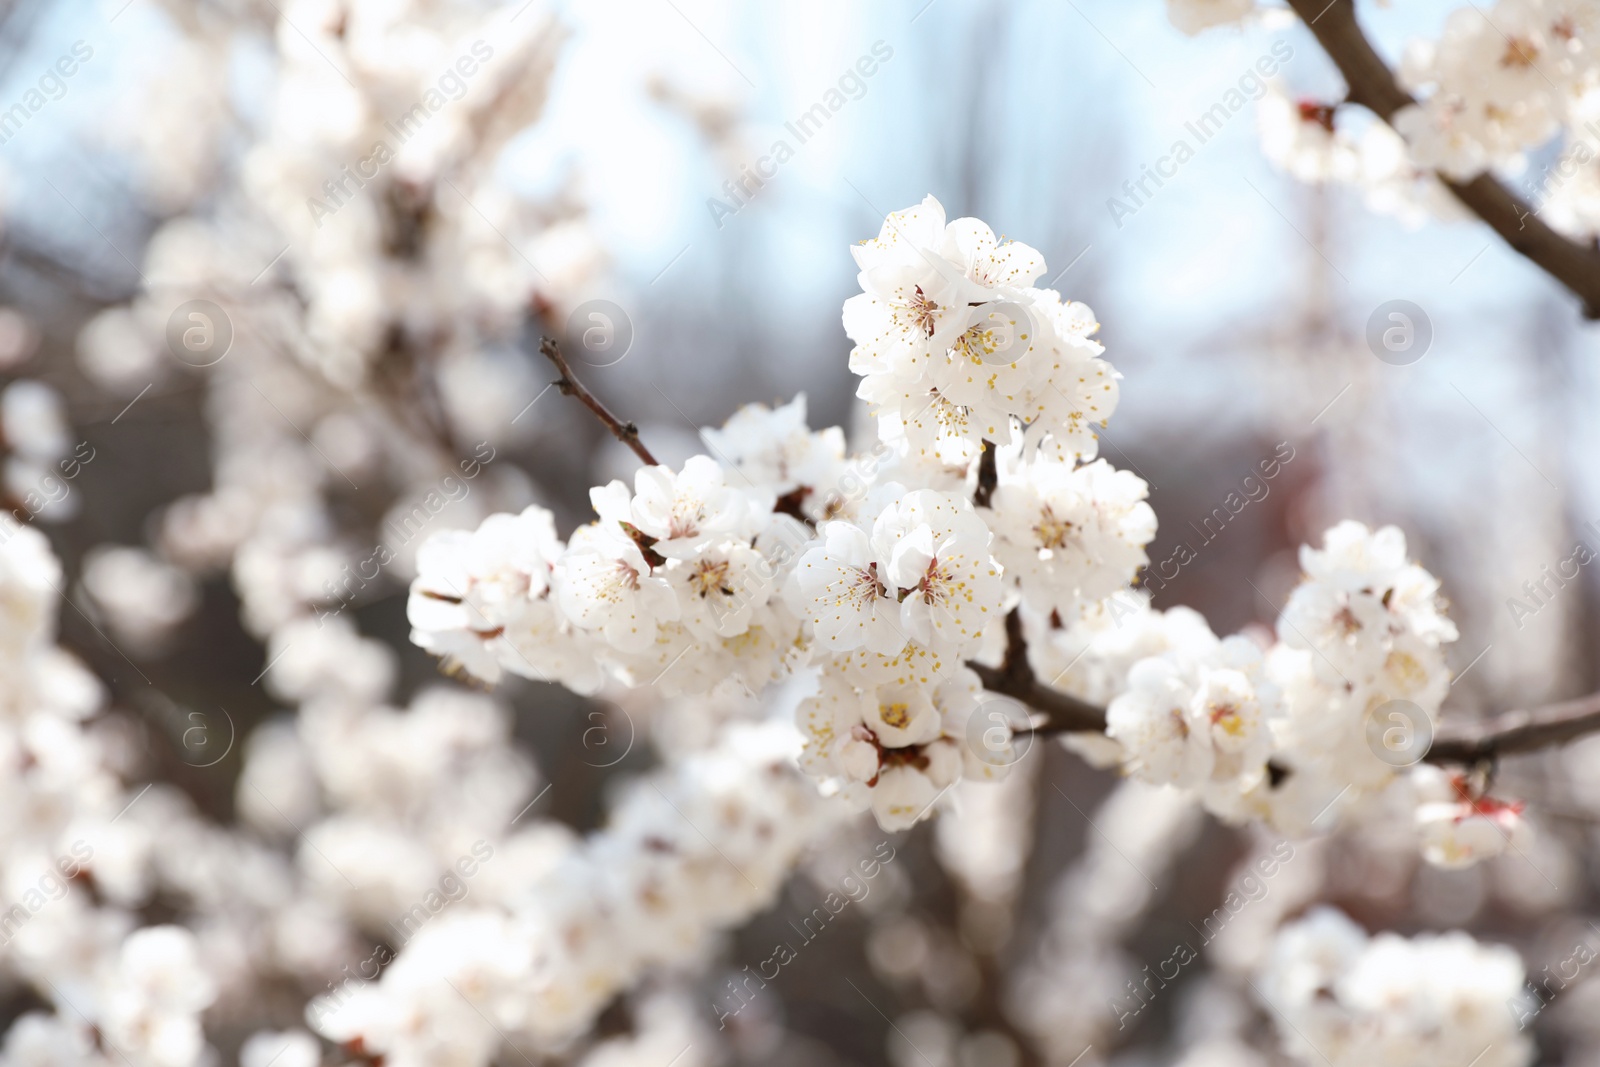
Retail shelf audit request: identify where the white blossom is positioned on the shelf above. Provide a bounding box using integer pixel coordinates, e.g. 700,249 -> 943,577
1411,764 -> 1533,869
987,452 -> 1155,618
1260,907 -> 1534,1067
795,520 -> 907,656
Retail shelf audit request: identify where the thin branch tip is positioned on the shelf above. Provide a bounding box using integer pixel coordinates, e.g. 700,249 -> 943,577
537,336 -> 659,466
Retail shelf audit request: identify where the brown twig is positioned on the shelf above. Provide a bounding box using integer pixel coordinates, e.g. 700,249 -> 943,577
979,609 -> 1600,765
1423,690 -> 1600,764
538,337 -> 658,466
974,442 -> 999,509
967,610 -> 1108,735
1283,0 -> 1600,319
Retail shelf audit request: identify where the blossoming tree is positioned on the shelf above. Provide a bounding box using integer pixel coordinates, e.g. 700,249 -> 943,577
7,1 -> 1600,1066
390,190 -> 1574,1066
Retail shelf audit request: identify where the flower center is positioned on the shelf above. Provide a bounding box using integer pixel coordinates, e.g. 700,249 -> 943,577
667,499 -> 705,540
915,556 -> 963,607
689,559 -> 733,599
1501,37 -> 1540,67
1334,605 -> 1362,636
1209,703 -> 1245,737
879,702 -> 912,729
1034,507 -> 1074,550
907,285 -> 939,338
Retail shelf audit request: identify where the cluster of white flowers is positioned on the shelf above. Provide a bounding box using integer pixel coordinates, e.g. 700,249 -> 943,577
0,527 -> 227,1067
409,200 -> 1518,880
1105,625 -> 1281,821
408,449 -> 811,699
791,488 -> 1011,829
844,195 -> 1117,468
309,722 -> 835,1056
1256,83 -> 1466,229
1259,907 -> 1534,1067
987,447 -> 1155,621
1054,520 -> 1464,843
1265,521 -> 1459,831
411,196 -> 1155,831
406,434 -> 1017,832
67,0 -> 599,675
1217,0 -> 1600,236
1026,591 -> 1218,714
1394,1 -> 1600,181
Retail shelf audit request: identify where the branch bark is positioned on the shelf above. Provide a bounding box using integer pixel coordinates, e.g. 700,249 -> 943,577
1283,0 -> 1600,318
967,610 -> 1109,735
974,441 -> 999,509
538,337 -> 658,466
1423,690 -> 1600,764
978,610 -> 1600,765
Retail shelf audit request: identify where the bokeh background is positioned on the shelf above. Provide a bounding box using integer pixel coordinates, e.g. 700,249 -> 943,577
5,0 -> 1600,1064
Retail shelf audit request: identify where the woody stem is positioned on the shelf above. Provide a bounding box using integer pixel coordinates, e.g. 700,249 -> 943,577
975,609 -> 1600,766
538,337 -> 659,466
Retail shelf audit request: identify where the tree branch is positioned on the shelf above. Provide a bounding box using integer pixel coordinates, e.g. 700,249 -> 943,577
1284,0 -> 1600,319
974,441 -> 998,509
978,609 -> 1600,765
538,337 -> 658,466
967,610 -> 1108,735
1423,690 -> 1600,764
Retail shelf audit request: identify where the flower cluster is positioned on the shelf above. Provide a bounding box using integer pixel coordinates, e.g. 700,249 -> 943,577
0,527 -> 230,1067
986,447 -> 1155,621
310,723 -> 833,1055
1264,520 -> 1459,832
1105,626 -> 1281,821
1394,0 -> 1600,181
1229,1 -> 1600,236
408,454 -> 807,699
1259,907 -> 1534,1067
843,195 -> 1117,467
1256,83 -> 1465,229
1051,521 -> 1461,841
409,201 -> 1511,870
411,196 -> 1157,830
791,488 -> 1013,829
